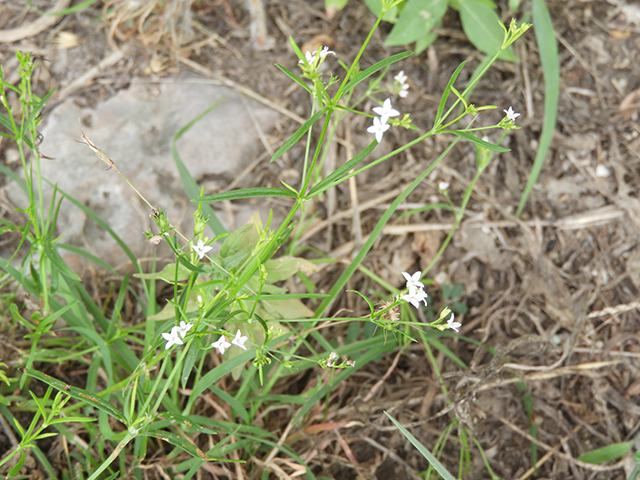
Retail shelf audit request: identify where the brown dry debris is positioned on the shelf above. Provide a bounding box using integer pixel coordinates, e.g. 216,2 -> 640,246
1,0 -> 640,479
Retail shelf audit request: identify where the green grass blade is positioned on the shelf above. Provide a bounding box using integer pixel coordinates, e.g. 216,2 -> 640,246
517,0 -> 559,216
271,108 -> 328,162
308,141 -> 377,197
52,183 -> 142,273
0,164 -> 27,194
434,62 -> 466,128
171,102 -> 226,235
385,412 -> 456,480
578,442 -> 632,464
195,187 -> 298,203
441,130 -> 509,152
341,51 -> 413,97
294,337 -> 396,423
275,64 -> 313,95
19,368 -> 127,425
314,138 -> 460,318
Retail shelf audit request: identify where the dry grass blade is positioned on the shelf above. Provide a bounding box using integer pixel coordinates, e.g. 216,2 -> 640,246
0,0 -> 71,43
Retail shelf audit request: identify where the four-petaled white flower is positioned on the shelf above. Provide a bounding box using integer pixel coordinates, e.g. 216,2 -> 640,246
504,106 -> 520,122
319,46 -> 335,58
162,326 -> 184,350
176,321 -> 193,339
367,116 -> 390,143
298,50 -> 317,64
399,84 -> 409,98
373,98 -> 400,123
438,181 -> 449,190
231,330 -> 249,350
211,335 -> 232,355
394,70 -> 408,84
447,313 -> 462,333
402,271 -> 424,290
402,286 -> 428,309
192,239 -> 212,260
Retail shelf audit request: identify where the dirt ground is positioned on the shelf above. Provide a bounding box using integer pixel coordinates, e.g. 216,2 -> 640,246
2,0 -> 640,479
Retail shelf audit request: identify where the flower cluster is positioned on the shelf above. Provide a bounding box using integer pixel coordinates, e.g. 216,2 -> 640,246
394,70 -> 410,98
162,321 -> 193,350
367,98 -> 400,143
211,330 -> 248,355
319,351 -> 356,369
400,271 -> 428,309
298,46 -> 335,68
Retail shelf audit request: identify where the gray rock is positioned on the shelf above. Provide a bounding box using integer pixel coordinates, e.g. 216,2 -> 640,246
5,77 -> 280,272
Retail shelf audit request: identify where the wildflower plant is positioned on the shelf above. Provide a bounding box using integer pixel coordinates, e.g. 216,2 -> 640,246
0,10 -> 531,479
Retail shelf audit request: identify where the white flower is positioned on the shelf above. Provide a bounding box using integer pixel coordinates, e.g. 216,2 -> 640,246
399,83 -> 409,98
504,106 -> 520,122
319,46 -> 335,58
298,50 -> 316,64
438,181 -> 449,190
367,116 -> 390,143
162,326 -> 184,350
402,271 -> 424,290
211,335 -> 232,355
402,286 -> 428,309
231,330 -> 248,350
372,98 -> 400,123
394,70 -> 407,84
176,321 -> 193,339
192,239 -> 212,260
447,313 -> 462,333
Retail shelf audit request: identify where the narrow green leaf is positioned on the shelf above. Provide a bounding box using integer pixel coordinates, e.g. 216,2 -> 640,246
195,187 -> 298,203
517,0 -> 559,216
452,0 -> 518,62
20,368 -> 127,425
71,327 -> 114,381
57,243 -> 118,275
385,412 -> 457,480
172,102 -> 226,235
341,51 -> 413,97
48,416 -> 96,424
308,141 -> 377,197
43,242 -> 81,281
271,109 -> 328,162
26,0 -> 100,15
326,0 -> 350,13
385,0 -> 448,46
181,344 -> 199,390
0,112 -> 14,132
8,451 -> 26,478
141,430 -> 211,460
190,349 -> 257,400
275,64 -> 313,94
24,88 -> 55,128
313,138 -> 461,318
244,293 -> 328,300
578,442 -> 632,464
53,183 -> 142,273
135,262 -> 191,283
434,62 -> 466,127
441,130 -> 509,152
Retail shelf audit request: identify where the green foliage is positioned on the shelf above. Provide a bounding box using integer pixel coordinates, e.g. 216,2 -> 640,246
0,14 -> 531,478
516,0 -> 560,215
578,442 -> 632,464
330,0 -> 520,58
